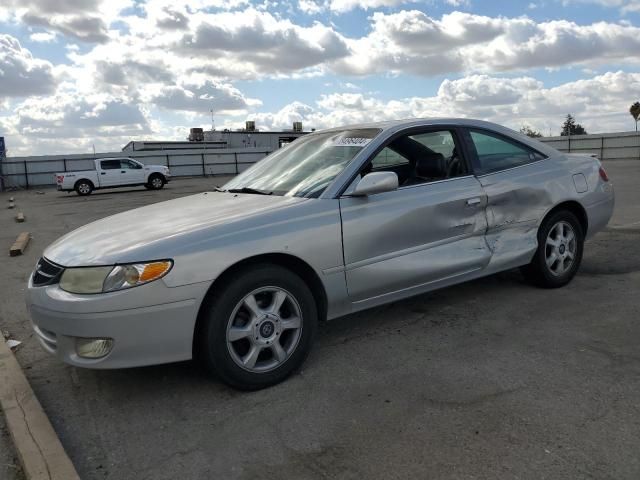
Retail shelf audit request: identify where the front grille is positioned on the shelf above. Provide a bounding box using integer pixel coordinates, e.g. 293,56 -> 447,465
32,257 -> 64,286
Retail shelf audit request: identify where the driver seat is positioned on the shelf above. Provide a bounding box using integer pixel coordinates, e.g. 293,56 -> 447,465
402,153 -> 446,186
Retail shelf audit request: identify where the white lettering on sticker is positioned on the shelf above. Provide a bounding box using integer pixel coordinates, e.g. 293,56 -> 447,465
332,137 -> 372,147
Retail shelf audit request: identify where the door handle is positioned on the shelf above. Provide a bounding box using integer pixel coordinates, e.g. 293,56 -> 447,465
121,170 -> 126,173
466,197 -> 481,206
100,172 -> 106,175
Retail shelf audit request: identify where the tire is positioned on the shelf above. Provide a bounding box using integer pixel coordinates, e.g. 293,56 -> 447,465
521,210 -> 584,288
198,264 -> 317,390
148,174 -> 165,190
75,180 -> 93,196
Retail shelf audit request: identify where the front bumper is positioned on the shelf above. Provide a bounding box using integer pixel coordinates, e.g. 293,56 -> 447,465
26,275 -> 210,369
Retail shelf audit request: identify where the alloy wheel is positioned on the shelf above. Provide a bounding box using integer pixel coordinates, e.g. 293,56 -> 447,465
226,287 -> 303,373
545,221 -> 577,276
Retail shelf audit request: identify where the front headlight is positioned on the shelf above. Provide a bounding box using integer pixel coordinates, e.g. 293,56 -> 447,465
59,261 -> 173,294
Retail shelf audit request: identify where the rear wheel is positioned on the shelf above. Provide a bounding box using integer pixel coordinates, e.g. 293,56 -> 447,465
198,264 -> 317,390
148,174 -> 165,190
521,210 -> 584,288
75,180 -> 93,196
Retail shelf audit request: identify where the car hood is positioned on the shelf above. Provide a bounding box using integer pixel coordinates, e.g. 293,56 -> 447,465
44,192 -> 307,266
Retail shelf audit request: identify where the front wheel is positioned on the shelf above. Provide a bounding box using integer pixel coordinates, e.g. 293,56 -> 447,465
521,210 -> 584,288
198,264 -> 317,390
148,174 -> 165,190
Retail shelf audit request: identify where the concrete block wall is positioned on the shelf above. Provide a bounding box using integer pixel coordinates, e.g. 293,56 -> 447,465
539,131 -> 640,161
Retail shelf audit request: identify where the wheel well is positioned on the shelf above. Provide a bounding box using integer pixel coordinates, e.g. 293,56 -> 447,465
74,178 -> 93,189
192,253 -> 329,355
148,172 -> 164,181
545,201 -> 588,236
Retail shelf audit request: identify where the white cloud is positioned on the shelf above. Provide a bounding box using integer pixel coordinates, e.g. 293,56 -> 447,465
335,11 -> 640,76
0,0 -> 133,43
29,31 -> 57,43
245,71 -> 640,135
328,0 -> 417,12
1,91 -> 153,155
3,3 -> 640,156
0,34 -> 57,98
562,0 -> 640,13
141,78 -> 262,114
298,0 -> 326,14
177,9 -> 349,74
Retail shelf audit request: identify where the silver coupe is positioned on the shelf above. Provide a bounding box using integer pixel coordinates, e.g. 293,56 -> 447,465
27,119 -> 615,389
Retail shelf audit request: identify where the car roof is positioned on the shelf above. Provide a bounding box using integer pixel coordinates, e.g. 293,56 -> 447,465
313,117 -> 559,157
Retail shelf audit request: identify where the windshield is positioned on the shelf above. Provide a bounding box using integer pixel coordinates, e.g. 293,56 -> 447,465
223,128 -> 381,197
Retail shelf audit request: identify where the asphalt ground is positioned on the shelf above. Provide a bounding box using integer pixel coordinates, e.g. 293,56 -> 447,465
0,162 -> 639,480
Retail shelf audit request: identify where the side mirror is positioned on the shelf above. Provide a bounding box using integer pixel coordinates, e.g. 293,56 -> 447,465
352,171 -> 399,196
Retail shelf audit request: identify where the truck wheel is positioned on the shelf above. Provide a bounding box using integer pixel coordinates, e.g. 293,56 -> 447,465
198,264 -> 317,390
148,174 -> 165,190
75,180 -> 93,196
521,210 -> 584,288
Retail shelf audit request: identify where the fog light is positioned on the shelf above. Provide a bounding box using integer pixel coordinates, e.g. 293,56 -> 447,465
76,338 -> 113,359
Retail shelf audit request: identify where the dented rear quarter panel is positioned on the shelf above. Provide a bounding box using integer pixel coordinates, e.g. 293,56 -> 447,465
478,151 -> 614,274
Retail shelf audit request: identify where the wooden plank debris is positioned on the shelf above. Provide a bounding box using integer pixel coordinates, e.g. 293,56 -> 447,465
9,232 -> 30,257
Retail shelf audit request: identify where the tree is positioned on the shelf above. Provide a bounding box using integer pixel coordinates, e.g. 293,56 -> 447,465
519,125 -> 543,138
630,102 -> 640,132
560,114 -> 587,136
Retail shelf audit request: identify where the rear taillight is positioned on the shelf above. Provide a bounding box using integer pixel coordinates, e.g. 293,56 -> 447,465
599,167 -> 609,182
56,175 -> 64,184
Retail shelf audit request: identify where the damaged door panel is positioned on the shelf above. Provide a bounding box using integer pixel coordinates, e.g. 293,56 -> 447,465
340,176 -> 491,305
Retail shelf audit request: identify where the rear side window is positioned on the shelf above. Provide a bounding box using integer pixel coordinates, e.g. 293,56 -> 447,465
469,130 -> 546,175
100,160 -> 121,170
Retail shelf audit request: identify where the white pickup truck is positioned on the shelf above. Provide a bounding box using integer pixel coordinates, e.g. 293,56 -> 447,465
56,158 -> 171,196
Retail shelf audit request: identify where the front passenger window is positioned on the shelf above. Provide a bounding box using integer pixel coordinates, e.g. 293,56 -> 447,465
365,130 -> 466,187
121,160 -> 141,169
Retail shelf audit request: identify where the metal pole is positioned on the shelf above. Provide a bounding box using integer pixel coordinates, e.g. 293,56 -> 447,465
201,153 -> 205,177
234,152 -> 238,174
600,136 -> 604,160
24,160 -> 29,189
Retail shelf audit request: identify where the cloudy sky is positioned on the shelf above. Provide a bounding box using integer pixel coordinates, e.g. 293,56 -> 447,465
1,0 -> 640,156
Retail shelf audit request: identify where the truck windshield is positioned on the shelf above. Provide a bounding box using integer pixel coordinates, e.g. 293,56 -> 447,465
223,128 -> 381,198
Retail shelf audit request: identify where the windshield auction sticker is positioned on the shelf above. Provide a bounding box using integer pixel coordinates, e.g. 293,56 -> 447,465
332,137 -> 372,147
